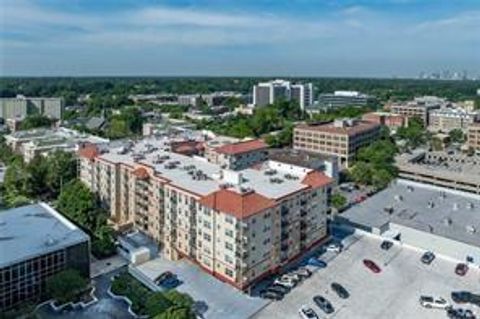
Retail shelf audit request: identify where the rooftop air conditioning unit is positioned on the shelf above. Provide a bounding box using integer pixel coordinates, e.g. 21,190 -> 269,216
466,225 -> 476,234
452,203 -> 458,211
394,195 -> 403,201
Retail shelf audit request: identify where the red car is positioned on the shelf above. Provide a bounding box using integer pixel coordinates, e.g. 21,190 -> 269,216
363,259 -> 381,273
455,263 -> 469,276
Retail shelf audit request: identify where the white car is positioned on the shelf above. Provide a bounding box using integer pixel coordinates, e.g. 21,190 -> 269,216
274,275 -> 297,288
326,242 -> 343,253
419,296 -> 450,309
299,306 -> 319,319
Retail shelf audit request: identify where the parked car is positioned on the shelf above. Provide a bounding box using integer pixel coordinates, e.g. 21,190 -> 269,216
313,295 -> 334,314
268,284 -> 290,295
284,272 -> 302,283
380,240 -> 393,250
326,242 -> 343,253
331,282 -> 349,299
292,267 -> 312,279
155,271 -> 180,289
306,257 -> 327,268
363,259 -> 381,273
421,251 -> 436,265
447,308 -> 476,319
419,296 -> 450,309
274,275 -> 297,288
299,306 -> 319,319
455,263 -> 469,276
260,290 -> 283,301
452,291 -> 472,303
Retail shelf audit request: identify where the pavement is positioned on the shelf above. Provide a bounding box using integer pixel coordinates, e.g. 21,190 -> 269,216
36,267 -> 133,319
133,255 -> 269,319
253,233 -> 480,319
90,254 -> 129,278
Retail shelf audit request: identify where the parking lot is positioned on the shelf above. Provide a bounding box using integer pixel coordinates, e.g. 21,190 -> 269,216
133,256 -> 269,319
254,233 -> 480,319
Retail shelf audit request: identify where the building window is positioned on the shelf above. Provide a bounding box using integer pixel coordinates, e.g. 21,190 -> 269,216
203,233 -> 211,242
225,229 -> 234,238
225,268 -> 234,277
225,242 -> 233,251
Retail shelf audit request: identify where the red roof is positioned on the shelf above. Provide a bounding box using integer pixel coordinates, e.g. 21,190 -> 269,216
214,139 -> 267,155
78,144 -> 98,160
199,189 -> 275,220
133,167 -> 149,180
301,171 -> 333,188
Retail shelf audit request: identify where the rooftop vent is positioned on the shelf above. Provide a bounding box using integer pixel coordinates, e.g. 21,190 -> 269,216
467,202 -> 474,210
394,195 -> 403,202
443,218 -> 452,226
164,162 -> 177,169
466,225 -> 476,234
384,206 -> 394,214
240,186 -> 253,194
452,203 -> 459,211
439,192 -> 446,199
269,177 -> 284,184
407,186 -> 414,192
264,169 -> 277,176
427,201 -> 435,209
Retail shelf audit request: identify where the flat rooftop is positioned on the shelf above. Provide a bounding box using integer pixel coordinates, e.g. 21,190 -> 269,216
0,203 -> 90,268
339,179 -> 480,247
97,137 -> 327,199
396,151 -> 480,183
295,120 -> 380,136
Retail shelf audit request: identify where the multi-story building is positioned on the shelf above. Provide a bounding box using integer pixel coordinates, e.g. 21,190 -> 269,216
0,96 -> 63,120
253,80 -> 313,110
396,150 -> 480,194
428,108 -> 479,132
362,112 -> 406,130
0,203 -> 90,311
390,96 -> 446,126
177,94 -> 201,107
468,123 -> 480,151
5,127 -> 109,163
293,119 -> 381,168
206,139 -> 268,170
313,91 -> 375,111
78,138 -> 333,290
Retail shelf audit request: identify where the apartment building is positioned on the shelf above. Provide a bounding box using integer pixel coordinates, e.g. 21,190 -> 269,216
0,203 -> 90,311
390,96 -> 446,125
79,138 -> 333,290
428,108 -> 479,132
468,123 -> 480,150
206,139 -> 268,170
253,80 -> 313,110
293,119 -> 381,168
0,96 -> 63,120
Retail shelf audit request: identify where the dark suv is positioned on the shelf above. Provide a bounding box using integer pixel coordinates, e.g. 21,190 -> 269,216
421,251 -> 435,264
313,295 -> 334,314
331,282 -> 349,299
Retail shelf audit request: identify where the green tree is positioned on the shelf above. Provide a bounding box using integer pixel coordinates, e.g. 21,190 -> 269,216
164,291 -> 194,308
396,117 -> 425,148
46,269 -> 88,305
45,150 -> 77,196
19,115 -> 54,130
154,306 -> 195,319
146,293 -> 173,317
448,129 -> 464,144
331,193 -> 347,210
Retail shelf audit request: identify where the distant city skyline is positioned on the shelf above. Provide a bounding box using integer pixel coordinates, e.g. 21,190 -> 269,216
1,0 -> 479,77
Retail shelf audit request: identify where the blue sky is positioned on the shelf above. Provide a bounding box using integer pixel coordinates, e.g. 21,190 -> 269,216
1,0 -> 479,77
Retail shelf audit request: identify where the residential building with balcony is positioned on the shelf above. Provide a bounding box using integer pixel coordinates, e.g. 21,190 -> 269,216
78,137 -> 333,291
253,79 -> 313,110
206,139 -> 268,170
293,119 -> 381,168
468,123 -> 480,151
0,96 -> 63,121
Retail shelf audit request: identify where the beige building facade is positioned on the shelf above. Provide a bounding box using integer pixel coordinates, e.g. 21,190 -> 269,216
293,119 -> 381,168
79,138 -> 333,290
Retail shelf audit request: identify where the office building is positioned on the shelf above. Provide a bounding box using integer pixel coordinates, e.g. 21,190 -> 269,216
0,203 -> 90,311
428,108 -> 478,132
0,96 -> 63,120
5,127 -> 109,163
253,80 -> 313,110
390,96 -> 446,126
468,123 -> 480,151
78,137 -> 333,290
177,94 -> 201,107
396,151 -> 480,194
336,179 -> 480,266
293,119 -> 381,168
362,112 -> 406,130
314,91 -> 375,111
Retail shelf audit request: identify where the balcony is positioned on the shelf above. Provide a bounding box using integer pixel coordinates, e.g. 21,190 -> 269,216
280,206 -> 289,217
300,209 -> 308,217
